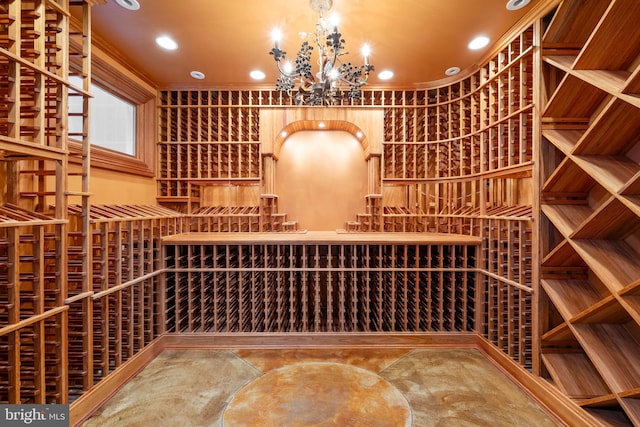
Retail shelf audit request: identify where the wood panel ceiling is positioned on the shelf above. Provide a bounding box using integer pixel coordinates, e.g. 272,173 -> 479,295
81,0 -> 548,89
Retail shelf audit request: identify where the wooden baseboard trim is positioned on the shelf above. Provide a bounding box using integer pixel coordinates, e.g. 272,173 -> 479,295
475,336 -> 598,427
69,336 -> 167,427
160,331 -> 479,349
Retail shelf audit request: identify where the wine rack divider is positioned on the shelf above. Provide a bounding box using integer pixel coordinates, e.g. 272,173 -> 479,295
539,0 -> 640,424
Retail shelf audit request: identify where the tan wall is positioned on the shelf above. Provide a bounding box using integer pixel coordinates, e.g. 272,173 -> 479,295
67,163 -> 157,205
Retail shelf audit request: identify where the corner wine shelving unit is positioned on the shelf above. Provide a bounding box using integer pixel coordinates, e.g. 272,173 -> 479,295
539,0 -> 640,424
378,26 -> 536,370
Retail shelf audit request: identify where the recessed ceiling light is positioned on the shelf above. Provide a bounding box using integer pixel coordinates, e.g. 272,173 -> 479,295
115,0 -> 140,10
506,0 -> 531,10
356,131 -> 363,139
378,70 -> 394,80
318,122 -> 326,128
445,67 -> 461,76
250,70 -> 266,80
190,71 -> 205,80
281,131 -> 288,138
468,36 -> 490,50
156,35 -> 178,50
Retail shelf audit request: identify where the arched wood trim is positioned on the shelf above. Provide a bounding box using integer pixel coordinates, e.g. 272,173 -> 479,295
259,108 -> 384,160
259,108 -> 384,194
273,120 -> 368,161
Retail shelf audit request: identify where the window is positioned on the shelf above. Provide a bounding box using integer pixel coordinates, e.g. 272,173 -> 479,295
69,76 -> 137,156
66,17 -> 156,177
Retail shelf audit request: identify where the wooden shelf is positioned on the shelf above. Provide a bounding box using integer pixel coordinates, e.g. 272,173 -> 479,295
572,98 -> 640,156
541,204 -> 592,237
542,352 -> 611,399
573,0 -> 640,71
543,74 -> 608,121
541,1 -> 640,423
584,408 -> 634,427
573,155 -> 640,194
542,238 -> 586,267
572,239 -> 640,293
541,278 -> 610,321
572,321 -> 640,394
542,0 -> 611,54
572,198 -> 640,240
542,156 -> 596,195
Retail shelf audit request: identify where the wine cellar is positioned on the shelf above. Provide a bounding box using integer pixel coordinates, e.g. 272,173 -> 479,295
1,0 -> 639,425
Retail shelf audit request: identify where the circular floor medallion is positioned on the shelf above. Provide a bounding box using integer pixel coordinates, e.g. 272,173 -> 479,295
223,362 -> 411,426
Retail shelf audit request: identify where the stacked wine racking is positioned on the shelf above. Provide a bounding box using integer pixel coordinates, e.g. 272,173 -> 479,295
0,0 -> 92,404
190,205 -> 260,232
157,90 -> 262,212
162,233 -> 479,334
539,0 -> 640,424
65,205 -> 186,400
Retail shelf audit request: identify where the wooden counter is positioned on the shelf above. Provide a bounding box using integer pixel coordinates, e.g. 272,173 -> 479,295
161,231 -> 482,245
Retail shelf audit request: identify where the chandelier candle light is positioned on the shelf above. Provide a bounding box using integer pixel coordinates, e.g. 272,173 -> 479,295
269,0 -> 374,105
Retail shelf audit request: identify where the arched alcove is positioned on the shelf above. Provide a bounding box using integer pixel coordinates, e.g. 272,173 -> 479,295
275,130 -> 368,231
260,108 -> 384,196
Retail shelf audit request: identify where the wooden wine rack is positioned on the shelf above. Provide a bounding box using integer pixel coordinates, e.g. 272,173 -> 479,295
157,90 -> 262,208
10,1 -> 640,421
161,232 -> 479,334
539,0 -> 640,424
65,204 -> 187,400
190,205 -> 260,232
0,205 -> 67,404
0,0 -> 94,405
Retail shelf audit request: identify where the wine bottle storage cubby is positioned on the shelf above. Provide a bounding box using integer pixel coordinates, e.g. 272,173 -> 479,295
190,206 -> 260,232
482,274 -> 533,370
162,236 -> 478,333
157,90 -> 262,204
64,205 -> 186,399
540,0 -> 640,424
381,27 -> 533,181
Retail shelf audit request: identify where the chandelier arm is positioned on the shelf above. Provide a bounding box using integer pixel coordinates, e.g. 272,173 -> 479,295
274,60 -> 299,79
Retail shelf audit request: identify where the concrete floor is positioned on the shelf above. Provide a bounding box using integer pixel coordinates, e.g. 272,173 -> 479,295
82,348 -> 560,426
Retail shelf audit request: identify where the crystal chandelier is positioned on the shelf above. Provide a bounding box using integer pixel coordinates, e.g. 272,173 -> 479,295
269,0 -> 374,106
